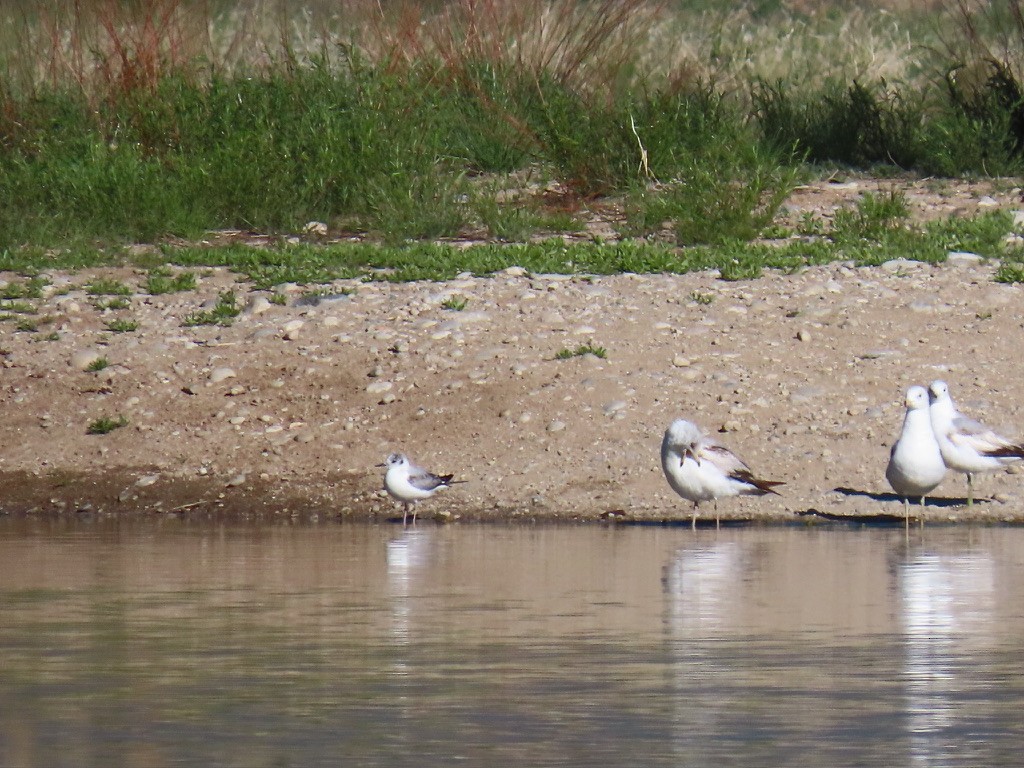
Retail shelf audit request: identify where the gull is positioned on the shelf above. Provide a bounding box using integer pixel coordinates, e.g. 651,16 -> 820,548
928,380 -> 1024,507
380,453 -> 458,525
886,385 -> 947,523
661,418 -> 783,528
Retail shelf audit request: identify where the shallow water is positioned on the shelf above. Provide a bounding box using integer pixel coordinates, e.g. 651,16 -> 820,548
1,519 -> 1023,767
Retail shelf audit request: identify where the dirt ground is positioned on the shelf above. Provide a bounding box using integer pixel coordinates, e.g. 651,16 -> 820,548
3,176 -> 1024,525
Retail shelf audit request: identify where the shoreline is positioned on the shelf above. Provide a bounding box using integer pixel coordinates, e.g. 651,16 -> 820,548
2,466 -> 1023,526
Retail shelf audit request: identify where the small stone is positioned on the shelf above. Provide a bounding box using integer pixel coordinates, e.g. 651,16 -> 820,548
366,380 -> 393,395
228,416 -> 246,425
947,251 -> 983,266
70,349 -> 102,370
226,474 -> 247,488
880,258 -> 917,273
720,419 -> 741,432
797,329 -> 811,342
210,367 -> 236,383
282,319 -> 304,340
503,266 -> 528,277
546,420 -> 566,433
672,356 -> 691,368
245,296 -> 272,315
603,400 -> 627,416
135,474 -> 159,487
303,221 -> 328,236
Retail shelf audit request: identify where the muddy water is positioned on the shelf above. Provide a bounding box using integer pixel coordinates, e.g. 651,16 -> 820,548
1,519 -> 1023,767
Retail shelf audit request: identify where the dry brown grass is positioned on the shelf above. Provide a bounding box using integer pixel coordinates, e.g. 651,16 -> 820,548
0,1 -> 1007,100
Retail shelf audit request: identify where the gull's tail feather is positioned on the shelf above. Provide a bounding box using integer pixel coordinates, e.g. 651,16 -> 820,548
734,471 -> 784,495
984,444 -> 1024,459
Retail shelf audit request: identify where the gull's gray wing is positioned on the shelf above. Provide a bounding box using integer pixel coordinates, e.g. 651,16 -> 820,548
949,414 -> 1018,453
406,466 -> 455,492
703,443 -> 783,495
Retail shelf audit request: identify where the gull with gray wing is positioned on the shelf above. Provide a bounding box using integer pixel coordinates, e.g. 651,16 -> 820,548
380,453 -> 458,525
661,418 -> 783,528
928,380 -> 1024,507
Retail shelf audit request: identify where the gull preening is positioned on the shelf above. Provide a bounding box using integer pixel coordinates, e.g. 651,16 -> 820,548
661,418 -> 783,528
381,452 -> 458,525
886,385 -> 947,522
928,380 -> 1024,507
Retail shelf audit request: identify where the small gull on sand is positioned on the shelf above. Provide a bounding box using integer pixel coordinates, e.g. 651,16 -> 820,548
886,385 -> 947,523
380,453 -> 458,525
928,380 -> 1024,507
660,418 -> 783,528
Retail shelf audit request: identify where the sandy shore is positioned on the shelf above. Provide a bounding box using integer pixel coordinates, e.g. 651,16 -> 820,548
3,179 -> 1024,523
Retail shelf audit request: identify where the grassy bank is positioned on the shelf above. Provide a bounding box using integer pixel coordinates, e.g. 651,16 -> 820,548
1,1 -> 1023,279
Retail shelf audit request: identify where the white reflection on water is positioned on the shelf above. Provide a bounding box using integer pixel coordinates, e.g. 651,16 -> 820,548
900,551 -> 996,765
663,542 -> 743,636
662,541 -> 746,757
386,527 -> 434,654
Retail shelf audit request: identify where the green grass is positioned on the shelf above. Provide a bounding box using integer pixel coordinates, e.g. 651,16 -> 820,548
86,357 -> 110,372
94,297 -> 130,310
87,415 -> 128,435
86,278 -> 132,296
146,269 -> 196,295
441,295 -> 468,311
0,8 -> 1019,253
555,344 -> 608,360
0,1 -> 1021,287
182,290 -> 241,327
0,300 -> 36,314
1,277 -> 47,299
0,202 -> 1016,289
105,318 -> 138,333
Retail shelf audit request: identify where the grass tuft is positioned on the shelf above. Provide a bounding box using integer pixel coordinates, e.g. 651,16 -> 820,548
105,318 -> 138,332
146,269 -> 196,294
182,290 -> 240,326
86,278 -> 132,296
555,344 -> 607,360
87,414 -> 128,435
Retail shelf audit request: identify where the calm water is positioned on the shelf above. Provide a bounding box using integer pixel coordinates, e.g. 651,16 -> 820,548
2,519 -> 1024,768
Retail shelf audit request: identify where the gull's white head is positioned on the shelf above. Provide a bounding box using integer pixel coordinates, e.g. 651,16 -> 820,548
664,419 -> 703,460
384,453 -> 409,470
928,380 -> 949,404
906,385 -> 929,410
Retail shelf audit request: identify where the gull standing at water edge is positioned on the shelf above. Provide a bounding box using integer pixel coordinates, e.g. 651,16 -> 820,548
928,380 -> 1024,507
661,418 -> 783,528
380,453 -> 458,525
886,385 -> 947,523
